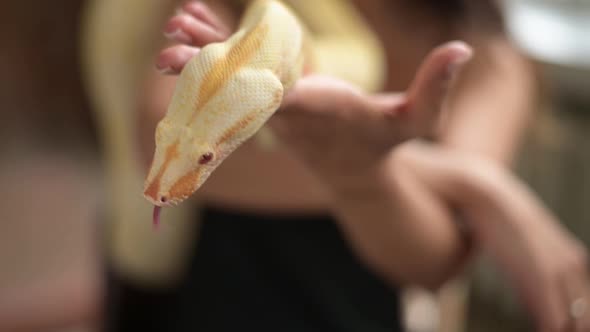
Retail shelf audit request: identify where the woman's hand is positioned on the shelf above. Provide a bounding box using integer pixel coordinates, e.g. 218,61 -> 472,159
399,142 -> 590,332
469,166 -> 590,332
497,214 -> 590,332
270,45 -> 471,193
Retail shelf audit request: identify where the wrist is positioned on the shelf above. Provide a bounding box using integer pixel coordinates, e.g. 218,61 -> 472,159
324,153 -> 396,206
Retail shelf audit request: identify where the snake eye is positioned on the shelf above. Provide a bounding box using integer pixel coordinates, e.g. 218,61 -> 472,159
199,152 -> 214,165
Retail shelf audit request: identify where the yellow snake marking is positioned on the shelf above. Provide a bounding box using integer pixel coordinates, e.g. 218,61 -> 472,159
215,86 -> 283,145
144,141 -> 179,201
188,23 -> 269,124
215,110 -> 261,146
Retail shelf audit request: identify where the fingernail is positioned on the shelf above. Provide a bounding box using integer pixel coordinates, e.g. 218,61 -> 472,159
164,29 -> 192,44
445,53 -> 471,80
157,66 -> 175,75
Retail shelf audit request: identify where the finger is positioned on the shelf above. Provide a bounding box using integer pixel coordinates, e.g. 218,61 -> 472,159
281,75 -> 414,141
164,13 -> 226,47
578,262 -> 590,332
536,273 -> 571,332
156,45 -> 201,74
365,93 -> 424,140
366,93 -> 408,117
561,264 -> 590,331
281,75 -> 367,113
406,41 -> 472,132
182,1 -> 231,35
578,292 -> 590,332
572,295 -> 590,332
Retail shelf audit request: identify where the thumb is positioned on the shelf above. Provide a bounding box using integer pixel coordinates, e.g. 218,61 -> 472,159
406,41 -> 473,134
281,75 -> 369,113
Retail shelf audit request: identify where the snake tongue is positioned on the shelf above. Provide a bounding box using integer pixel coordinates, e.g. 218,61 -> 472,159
153,206 -> 162,230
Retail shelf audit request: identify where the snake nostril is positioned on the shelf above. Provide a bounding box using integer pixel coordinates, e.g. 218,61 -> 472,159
199,152 -> 214,165
160,196 -> 168,203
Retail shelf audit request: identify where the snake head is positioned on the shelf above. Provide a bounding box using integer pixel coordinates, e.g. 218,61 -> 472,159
143,0 -> 297,209
143,121 -> 219,207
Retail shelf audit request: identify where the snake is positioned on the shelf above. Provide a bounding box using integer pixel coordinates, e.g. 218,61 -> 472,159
142,0 -> 384,227
143,0 -> 306,223
82,0 -> 383,284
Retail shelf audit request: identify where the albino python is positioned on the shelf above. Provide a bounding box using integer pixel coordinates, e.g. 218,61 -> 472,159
144,0 -> 305,225
82,0 -> 383,284
143,0 -> 382,226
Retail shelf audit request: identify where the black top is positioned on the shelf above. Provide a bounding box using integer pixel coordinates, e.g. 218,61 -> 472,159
105,207 -> 403,332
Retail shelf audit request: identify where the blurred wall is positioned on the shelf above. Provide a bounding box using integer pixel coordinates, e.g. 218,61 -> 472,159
0,1 -> 102,331
0,0 -> 98,150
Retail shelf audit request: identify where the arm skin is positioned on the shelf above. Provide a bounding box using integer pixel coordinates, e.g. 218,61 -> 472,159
357,142 -> 590,331
326,8 -> 590,328
329,0 -> 537,289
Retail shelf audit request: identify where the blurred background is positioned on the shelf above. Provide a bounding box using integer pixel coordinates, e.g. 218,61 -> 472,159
0,0 -> 588,331
0,1 -> 103,331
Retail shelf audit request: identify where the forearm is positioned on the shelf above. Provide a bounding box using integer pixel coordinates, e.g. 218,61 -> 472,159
399,143 -> 570,271
450,157 -> 566,256
441,34 -> 537,164
330,141 -> 555,290
328,150 -> 471,290
335,132 -> 554,289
